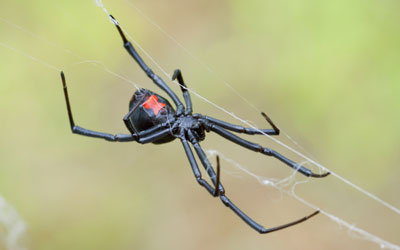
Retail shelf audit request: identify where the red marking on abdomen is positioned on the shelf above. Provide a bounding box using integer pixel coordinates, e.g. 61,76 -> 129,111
143,95 -> 166,115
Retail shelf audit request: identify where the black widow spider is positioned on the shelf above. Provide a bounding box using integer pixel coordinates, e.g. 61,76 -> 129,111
59,15 -> 330,234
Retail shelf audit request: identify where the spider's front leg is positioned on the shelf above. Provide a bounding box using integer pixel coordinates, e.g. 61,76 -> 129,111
109,15 -> 185,116
219,195 -> 320,234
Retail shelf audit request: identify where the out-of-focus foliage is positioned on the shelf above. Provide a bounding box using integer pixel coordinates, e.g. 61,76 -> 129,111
0,0 -> 399,249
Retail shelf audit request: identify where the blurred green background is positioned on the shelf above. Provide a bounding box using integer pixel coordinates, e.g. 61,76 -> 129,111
0,0 -> 399,249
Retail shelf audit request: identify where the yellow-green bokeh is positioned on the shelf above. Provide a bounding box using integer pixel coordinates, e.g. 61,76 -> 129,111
0,0 -> 399,249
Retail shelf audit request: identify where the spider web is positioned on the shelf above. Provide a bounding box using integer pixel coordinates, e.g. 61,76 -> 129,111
96,1 -> 400,249
0,1 -> 399,249
0,196 -> 27,250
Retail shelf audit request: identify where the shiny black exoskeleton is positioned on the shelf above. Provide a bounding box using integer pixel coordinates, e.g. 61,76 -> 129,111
124,87 -> 207,145
125,88 -> 176,144
59,15 -> 330,235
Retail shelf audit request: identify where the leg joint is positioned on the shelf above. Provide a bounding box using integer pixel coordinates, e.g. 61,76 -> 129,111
219,195 -> 230,206
262,148 -> 272,155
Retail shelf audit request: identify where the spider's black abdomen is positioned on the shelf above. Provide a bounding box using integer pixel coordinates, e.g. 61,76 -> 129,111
126,89 -> 175,144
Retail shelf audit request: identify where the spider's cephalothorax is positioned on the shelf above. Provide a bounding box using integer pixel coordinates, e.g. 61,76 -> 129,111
59,15 -> 330,234
174,115 -> 206,142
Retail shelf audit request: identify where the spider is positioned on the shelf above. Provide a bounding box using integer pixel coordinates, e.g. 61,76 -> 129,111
59,15 -> 330,234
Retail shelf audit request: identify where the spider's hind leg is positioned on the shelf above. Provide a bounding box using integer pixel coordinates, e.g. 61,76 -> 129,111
59,71 -> 136,142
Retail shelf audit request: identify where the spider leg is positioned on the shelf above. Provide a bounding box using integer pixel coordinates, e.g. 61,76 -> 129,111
172,69 -> 192,115
109,15 -> 184,116
220,195 -> 320,234
60,71 -> 170,143
214,155 -> 221,197
188,130 -> 320,233
206,122 -> 330,178
180,130 -> 220,196
189,131 -> 225,194
195,112 -> 279,135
